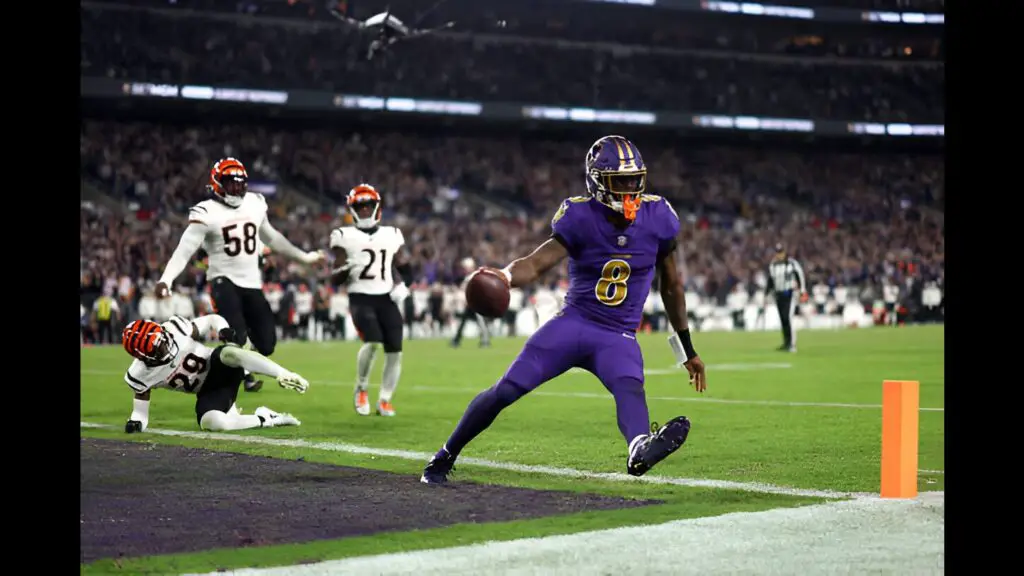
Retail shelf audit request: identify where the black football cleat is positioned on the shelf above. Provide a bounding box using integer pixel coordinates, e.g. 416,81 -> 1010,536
627,416 -> 691,477
420,448 -> 457,485
243,375 -> 263,393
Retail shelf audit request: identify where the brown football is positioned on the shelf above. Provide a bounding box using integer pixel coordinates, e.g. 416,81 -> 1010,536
466,269 -> 510,318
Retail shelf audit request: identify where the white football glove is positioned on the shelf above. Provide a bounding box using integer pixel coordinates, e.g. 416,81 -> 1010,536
303,250 -> 326,266
390,282 -> 410,304
277,371 -> 309,394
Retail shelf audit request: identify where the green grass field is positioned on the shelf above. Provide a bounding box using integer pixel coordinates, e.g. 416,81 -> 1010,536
80,325 -> 944,574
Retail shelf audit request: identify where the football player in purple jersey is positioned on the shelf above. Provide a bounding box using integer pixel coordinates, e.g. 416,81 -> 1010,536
421,135 -> 707,484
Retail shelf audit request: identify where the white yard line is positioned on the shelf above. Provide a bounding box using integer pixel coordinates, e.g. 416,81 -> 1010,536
79,421 -> 878,500
79,369 -> 945,412
185,491 -> 945,576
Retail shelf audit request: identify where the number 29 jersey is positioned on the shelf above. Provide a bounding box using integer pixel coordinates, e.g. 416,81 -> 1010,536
124,316 -> 215,395
188,192 -> 269,289
329,225 -> 406,296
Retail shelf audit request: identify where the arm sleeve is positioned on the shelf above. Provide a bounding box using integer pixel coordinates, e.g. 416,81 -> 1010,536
129,397 -> 150,431
259,217 -> 308,262
158,223 -> 206,286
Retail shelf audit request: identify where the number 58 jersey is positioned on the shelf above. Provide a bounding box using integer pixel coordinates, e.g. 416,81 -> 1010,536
330,225 -> 406,295
124,316 -> 215,396
188,192 -> 269,289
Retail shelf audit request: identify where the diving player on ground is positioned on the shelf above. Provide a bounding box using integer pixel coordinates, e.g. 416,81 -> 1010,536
155,158 -> 325,393
329,184 -> 413,417
121,314 -> 309,434
421,135 -> 707,484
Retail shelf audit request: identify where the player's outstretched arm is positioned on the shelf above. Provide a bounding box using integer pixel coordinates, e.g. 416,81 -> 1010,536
497,239 -> 568,288
258,218 -> 323,265
125,390 -> 151,433
658,251 -> 707,393
156,222 -> 206,297
219,345 -> 309,394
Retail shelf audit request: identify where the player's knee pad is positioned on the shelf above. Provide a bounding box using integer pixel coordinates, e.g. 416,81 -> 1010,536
217,344 -> 242,368
199,410 -> 231,431
361,341 -> 382,353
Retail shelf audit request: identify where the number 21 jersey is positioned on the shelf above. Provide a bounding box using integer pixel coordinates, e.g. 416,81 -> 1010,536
329,226 -> 405,295
189,192 -> 269,289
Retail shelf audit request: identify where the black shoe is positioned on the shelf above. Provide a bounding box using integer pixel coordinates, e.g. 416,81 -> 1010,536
627,416 -> 691,477
244,377 -> 263,392
420,448 -> 457,485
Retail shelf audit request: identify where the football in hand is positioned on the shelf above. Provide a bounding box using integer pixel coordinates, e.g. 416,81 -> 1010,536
466,268 -> 510,318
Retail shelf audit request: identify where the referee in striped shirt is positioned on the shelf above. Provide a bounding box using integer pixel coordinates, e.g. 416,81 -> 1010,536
765,243 -> 806,352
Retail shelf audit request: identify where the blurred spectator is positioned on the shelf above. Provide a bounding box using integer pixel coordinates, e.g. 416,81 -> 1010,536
80,120 -> 943,332
80,4 -> 943,122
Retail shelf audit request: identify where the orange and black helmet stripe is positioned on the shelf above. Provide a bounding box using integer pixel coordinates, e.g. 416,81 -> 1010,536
209,157 -> 248,194
348,183 -> 381,205
122,319 -> 162,358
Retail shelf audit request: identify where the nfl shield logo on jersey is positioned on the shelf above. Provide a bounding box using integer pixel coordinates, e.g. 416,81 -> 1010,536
617,236 -> 627,247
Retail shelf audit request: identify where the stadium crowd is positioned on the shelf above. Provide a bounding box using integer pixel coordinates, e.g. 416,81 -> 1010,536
80,118 -> 944,342
81,3 -> 943,122
95,0 -> 945,62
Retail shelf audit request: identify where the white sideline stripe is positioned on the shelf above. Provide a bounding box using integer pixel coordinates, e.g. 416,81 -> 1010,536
78,369 -> 945,412
574,362 -> 793,375
79,421 -> 875,500
411,386 -> 946,412
187,492 -> 945,576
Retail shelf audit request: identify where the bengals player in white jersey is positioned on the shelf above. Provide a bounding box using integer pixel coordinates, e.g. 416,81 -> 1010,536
155,158 -> 325,393
329,184 -> 412,417
121,314 -> 309,434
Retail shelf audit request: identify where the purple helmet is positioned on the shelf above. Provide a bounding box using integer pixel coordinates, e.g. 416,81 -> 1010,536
584,135 -> 647,221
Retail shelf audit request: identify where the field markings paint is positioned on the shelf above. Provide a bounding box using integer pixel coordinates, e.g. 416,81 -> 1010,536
79,421 -> 876,500
187,491 -> 944,576
79,369 -> 944,412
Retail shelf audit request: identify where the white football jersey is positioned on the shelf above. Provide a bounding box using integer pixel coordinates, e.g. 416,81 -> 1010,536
123,316 -> 215,396
295,291 -> 314,315
883,284 -> 900,304
265,287 -> 283,313
189,193 -> 269,289
813,283 -> 829,304
330,226 -> 405,295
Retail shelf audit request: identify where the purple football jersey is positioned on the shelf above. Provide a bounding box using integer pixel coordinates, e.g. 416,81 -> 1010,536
550,195 -> 681,333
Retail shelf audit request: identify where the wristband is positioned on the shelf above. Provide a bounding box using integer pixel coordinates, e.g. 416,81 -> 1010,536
667,329 -> 698,365
498,267 -> 512,286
